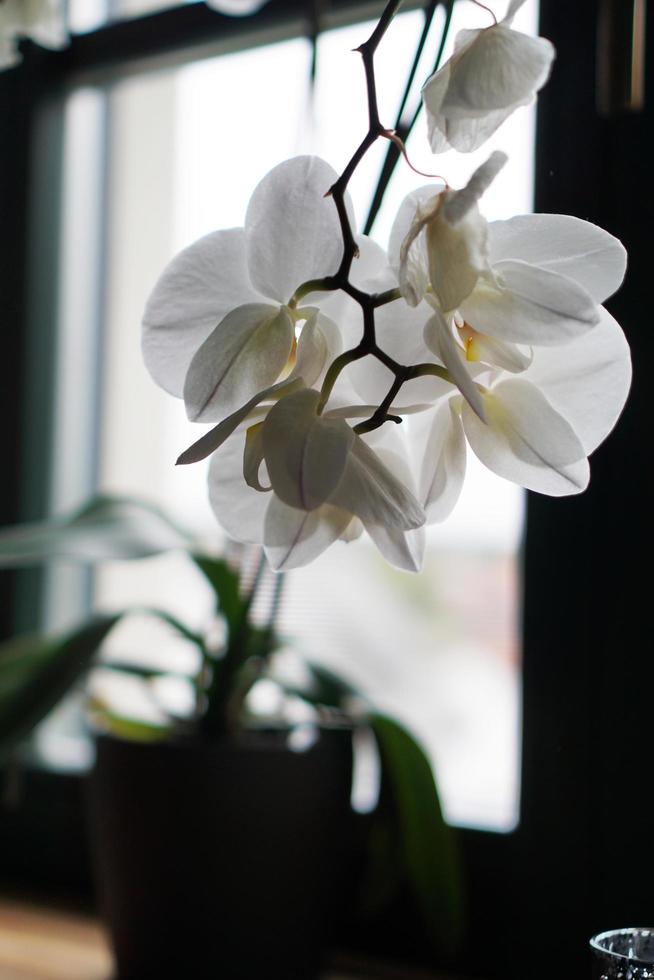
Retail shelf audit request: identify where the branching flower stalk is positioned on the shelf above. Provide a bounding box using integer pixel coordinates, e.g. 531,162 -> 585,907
289,0 -> 454,437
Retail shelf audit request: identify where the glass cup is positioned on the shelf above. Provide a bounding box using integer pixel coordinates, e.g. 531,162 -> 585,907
591,928 -> 654,979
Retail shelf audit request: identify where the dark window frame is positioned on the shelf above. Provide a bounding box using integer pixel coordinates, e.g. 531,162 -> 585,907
2,2 -> 652,977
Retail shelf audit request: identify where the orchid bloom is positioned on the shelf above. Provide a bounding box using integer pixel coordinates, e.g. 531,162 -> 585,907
396,152 -> 509,418
0,0 -> 67,68
142,155 -> 428,570
142,156 -> 355,421
392,154 -> 626,416
207,388 -> 426,572
391,210 -> 631,514
422,0 -> 555,153
411,302 -> 631,515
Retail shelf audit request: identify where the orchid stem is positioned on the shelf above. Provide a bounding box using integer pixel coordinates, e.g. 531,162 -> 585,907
288,0 -> 453,437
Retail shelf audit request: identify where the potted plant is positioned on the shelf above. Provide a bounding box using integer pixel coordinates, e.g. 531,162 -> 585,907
0,495 -> 463,978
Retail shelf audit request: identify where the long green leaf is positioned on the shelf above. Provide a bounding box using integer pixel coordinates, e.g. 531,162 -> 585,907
0,495 -> 191,567
302,661 -> 362,709
137,607 -> 205,649
0,614 -> 122,754
368,712 -> 465,956
87,697 -> 172,743
287,667 -> 464,951
191,554 -> 244,633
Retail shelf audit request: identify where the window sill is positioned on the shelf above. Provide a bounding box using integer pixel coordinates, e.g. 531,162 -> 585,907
0,897 -> 475,980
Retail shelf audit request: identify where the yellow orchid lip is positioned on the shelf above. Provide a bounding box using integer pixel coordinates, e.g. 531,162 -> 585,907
458,323 -> 481,362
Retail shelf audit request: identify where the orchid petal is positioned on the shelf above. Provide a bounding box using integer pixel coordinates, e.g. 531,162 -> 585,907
243,422 -> 270,492
264,498 -> 351,571
398,197 -> 439,306
461,261 -> 600,345
442,151 -> 507,224
426,185 -> 491,312
424,310 -> 486,419
442,104 -> 523,153
364,522 -> 426,572
324,402 -> 433,420
503,0 -> 528,24
488,214 -> 627,304
349,236 -> 389,288
412,399 -> 467,523
340,518 -> 364,543
422,61 -> 456,153
332,438 -> 425,531
208,433 -> 268,544
142,228 -> 266,397
522,307 -> 631,455
388,185 -> 438,273
422,23 -> 553,153
462,380 -> 589,495
308,236 -> 386,311
361,439 -> 426,571
245,156 -> 352,303
183,303 -> 295,422
290,311 -> 343,389
262,389 -> 354,511
463,330 -> 532,373
442,26 -> 554,115
177,378 -> 303,466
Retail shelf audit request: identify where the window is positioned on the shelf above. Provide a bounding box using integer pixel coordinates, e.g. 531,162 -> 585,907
36,2 -> 539,834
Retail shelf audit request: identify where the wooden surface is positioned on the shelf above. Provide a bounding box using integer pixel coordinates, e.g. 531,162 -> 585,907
0,898 -> 463,980
0,900 -> 112,980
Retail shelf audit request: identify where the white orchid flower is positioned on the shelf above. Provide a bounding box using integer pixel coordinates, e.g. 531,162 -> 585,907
142,156 -> 368,424
422,0 -> 555,153
399,153 -> 507,314
1,0 -> 67,68
143,154 -> 435,568
394,153 -> 507,417
391,174 -> 626,415
412,305 -> 631,515
206,387 -> 426,571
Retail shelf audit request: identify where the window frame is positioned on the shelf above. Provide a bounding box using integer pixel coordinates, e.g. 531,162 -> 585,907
2,1 -> 651,976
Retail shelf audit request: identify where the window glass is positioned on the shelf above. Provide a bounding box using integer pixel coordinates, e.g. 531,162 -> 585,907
40,2 -> 538,831
68,0 -> 268,35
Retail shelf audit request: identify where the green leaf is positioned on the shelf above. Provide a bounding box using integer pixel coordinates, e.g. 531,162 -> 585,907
0,495 -> 191,568
242,624 -> 277,662
368,712 -> 465,956
0,614 -> 122,755
87,698 -> 172,743
100,661 -> 191,681
302,662 -> 362,710
190,554 -> 244,633
138,607 -> 205,649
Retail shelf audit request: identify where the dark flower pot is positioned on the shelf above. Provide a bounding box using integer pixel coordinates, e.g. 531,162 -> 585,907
87,727 -> 355,980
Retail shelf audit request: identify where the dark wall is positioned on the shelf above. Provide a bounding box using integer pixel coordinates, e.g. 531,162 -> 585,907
521,0 -> 653,973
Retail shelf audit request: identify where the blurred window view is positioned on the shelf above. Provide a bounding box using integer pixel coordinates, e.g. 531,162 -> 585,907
39,2 -> 539,832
